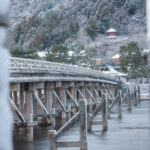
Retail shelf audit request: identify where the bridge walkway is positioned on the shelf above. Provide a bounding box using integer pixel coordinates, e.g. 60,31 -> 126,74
57,101 -> 150,150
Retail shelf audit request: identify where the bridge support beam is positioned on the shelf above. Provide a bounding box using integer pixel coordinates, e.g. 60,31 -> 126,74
25,83 -> 37,142
102,94 -> 108,131
49,99 -> 87,150
138,85 -> 141,103
118,90 -> 122,119
134,86 -> 137,106
127,89 -> 131,111
61,82 -> 68,121
45,82 -> 56,128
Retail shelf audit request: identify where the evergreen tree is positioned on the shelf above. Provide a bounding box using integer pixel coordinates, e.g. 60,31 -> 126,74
11,48 -> 39,59
11,48 -> 26,58
119,42 -> 146,78
45,44 -> 69,63
86,48 -> 97,68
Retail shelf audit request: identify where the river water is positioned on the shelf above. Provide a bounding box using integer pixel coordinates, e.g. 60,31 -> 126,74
13,116 -> 63,150
13,101 -> 150,150
13,126 -> 50,150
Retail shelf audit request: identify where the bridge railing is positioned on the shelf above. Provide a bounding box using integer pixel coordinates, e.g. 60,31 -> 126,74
9,57 -> 116,81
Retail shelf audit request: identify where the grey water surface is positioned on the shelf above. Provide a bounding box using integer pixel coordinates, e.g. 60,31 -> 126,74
14,101 -> 150,150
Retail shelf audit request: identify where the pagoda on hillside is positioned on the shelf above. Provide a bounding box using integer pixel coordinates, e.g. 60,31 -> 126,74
106,28 -> 117,37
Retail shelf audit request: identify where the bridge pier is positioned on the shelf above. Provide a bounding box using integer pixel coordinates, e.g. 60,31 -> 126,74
127,89 -> 132,111
118,90 -> 122,119
102,94 -> 108,131
9,79 -> 140,144
85,83 -> 93,132
134,86 -> 137,106
26,83 -> 34,142
45,82 -> 56,128
8,56 -> 143,146
49,99 -> 87,150
61,82 -> 67,121
137,85 -> 141,103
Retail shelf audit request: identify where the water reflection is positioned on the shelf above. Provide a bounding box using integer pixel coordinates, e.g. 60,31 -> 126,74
13,116 -> 65,150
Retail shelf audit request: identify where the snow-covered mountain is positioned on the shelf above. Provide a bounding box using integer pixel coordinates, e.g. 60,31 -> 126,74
9,0 -> 63,25
8,0 -> 146,63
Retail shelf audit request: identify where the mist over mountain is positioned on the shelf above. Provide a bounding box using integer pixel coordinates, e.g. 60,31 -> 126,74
8,0 -> 146,64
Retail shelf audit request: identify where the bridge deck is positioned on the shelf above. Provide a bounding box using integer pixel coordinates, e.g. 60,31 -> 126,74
58,101 -> 150,150
14,101 -> 150,150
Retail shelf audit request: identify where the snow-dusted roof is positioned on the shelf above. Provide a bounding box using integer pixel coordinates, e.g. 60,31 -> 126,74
80,50 -> 86,54
112,54 -> 120,59
102,66 -> 127,77
106,28 -> 117,33
68,51 -> 76,56
92,58 -> 103,60
37,51 -> 47,57
143,49 -> 150,54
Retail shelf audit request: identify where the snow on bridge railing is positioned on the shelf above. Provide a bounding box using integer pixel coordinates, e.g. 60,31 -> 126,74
9,57 -> 116,81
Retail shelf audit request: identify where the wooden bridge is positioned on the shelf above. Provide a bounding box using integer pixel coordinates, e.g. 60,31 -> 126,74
9,57 -> 141,150
0,1 -> 149,149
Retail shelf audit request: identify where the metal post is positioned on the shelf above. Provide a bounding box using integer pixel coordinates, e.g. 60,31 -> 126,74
79,99 -> 87,150
49,130 -> 57,150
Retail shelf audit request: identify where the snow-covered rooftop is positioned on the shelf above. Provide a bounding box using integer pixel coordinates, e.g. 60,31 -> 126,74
112,54 -> 120,59
68,51 -> 76,56
102,66 -> 127,77
37,51 -> 47,57
143,49 -> 150,54
106,28 -> 117,33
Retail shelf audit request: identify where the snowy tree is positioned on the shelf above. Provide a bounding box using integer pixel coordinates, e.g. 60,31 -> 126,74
85,48 -> 97,68
11,47 -> 39,59
45,44 -> 69,63
119,42 -> 146,78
